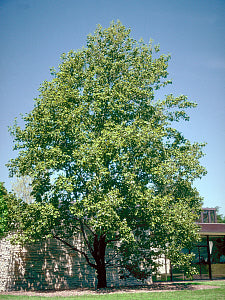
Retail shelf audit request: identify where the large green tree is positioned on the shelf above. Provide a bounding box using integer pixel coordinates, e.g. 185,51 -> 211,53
8,21 -> 206,288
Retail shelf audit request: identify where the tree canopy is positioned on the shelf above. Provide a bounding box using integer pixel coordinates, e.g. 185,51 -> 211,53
7,21 -> 206,288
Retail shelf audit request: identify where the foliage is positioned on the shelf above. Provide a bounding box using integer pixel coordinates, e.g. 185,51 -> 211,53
215,206 -> 225,223
7,21 -> 206,287
0,182 -> 19,238
0,182 -> 9,237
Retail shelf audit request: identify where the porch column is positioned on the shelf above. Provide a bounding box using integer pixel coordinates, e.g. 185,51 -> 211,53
206,235 -> 212,280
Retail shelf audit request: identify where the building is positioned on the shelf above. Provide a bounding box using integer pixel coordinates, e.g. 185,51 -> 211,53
194,208 -> 225,280
155,208 -> 225,281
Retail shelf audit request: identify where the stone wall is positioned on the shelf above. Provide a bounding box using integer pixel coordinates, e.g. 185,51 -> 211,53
0,235 -> 144,291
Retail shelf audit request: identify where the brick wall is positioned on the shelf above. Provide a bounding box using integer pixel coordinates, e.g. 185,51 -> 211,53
0,235 -> 145,291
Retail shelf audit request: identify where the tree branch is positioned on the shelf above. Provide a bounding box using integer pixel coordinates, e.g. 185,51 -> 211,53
106,235 -> 120,244
105,252 -> 119,267
70,213 -> 96,236
82,219 -> 96,236
53,235 -> 97,269
80,221 -> 94,255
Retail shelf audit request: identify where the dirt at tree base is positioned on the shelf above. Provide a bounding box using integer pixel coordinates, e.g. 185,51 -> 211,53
0,282 -> 221,297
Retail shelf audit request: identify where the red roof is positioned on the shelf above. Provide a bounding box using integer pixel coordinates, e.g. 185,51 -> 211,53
197,223 -> 225,236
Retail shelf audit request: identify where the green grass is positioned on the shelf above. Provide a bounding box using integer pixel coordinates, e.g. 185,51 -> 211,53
0,281 -> 225,300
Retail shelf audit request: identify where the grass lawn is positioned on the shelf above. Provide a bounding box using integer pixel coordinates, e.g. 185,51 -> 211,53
0,281 -> 225,300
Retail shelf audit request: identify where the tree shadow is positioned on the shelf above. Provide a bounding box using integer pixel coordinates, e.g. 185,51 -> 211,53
4,237 -> 96,291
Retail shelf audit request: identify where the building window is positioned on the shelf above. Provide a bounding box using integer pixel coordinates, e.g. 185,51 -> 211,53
210,210 -> 216,223
203,210 -> 209,223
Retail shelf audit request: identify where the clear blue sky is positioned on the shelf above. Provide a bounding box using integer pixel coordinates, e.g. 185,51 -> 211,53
0,0 -> 224,215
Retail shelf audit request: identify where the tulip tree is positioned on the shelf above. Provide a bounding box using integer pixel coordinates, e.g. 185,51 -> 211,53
8,21 -> 206,288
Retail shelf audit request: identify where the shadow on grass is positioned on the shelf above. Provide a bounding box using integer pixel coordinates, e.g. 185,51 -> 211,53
92,283 -> 214,294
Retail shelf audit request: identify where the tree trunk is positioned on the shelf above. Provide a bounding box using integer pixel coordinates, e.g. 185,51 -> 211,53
96,264 -> 107,289
93,234 -> 107,288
